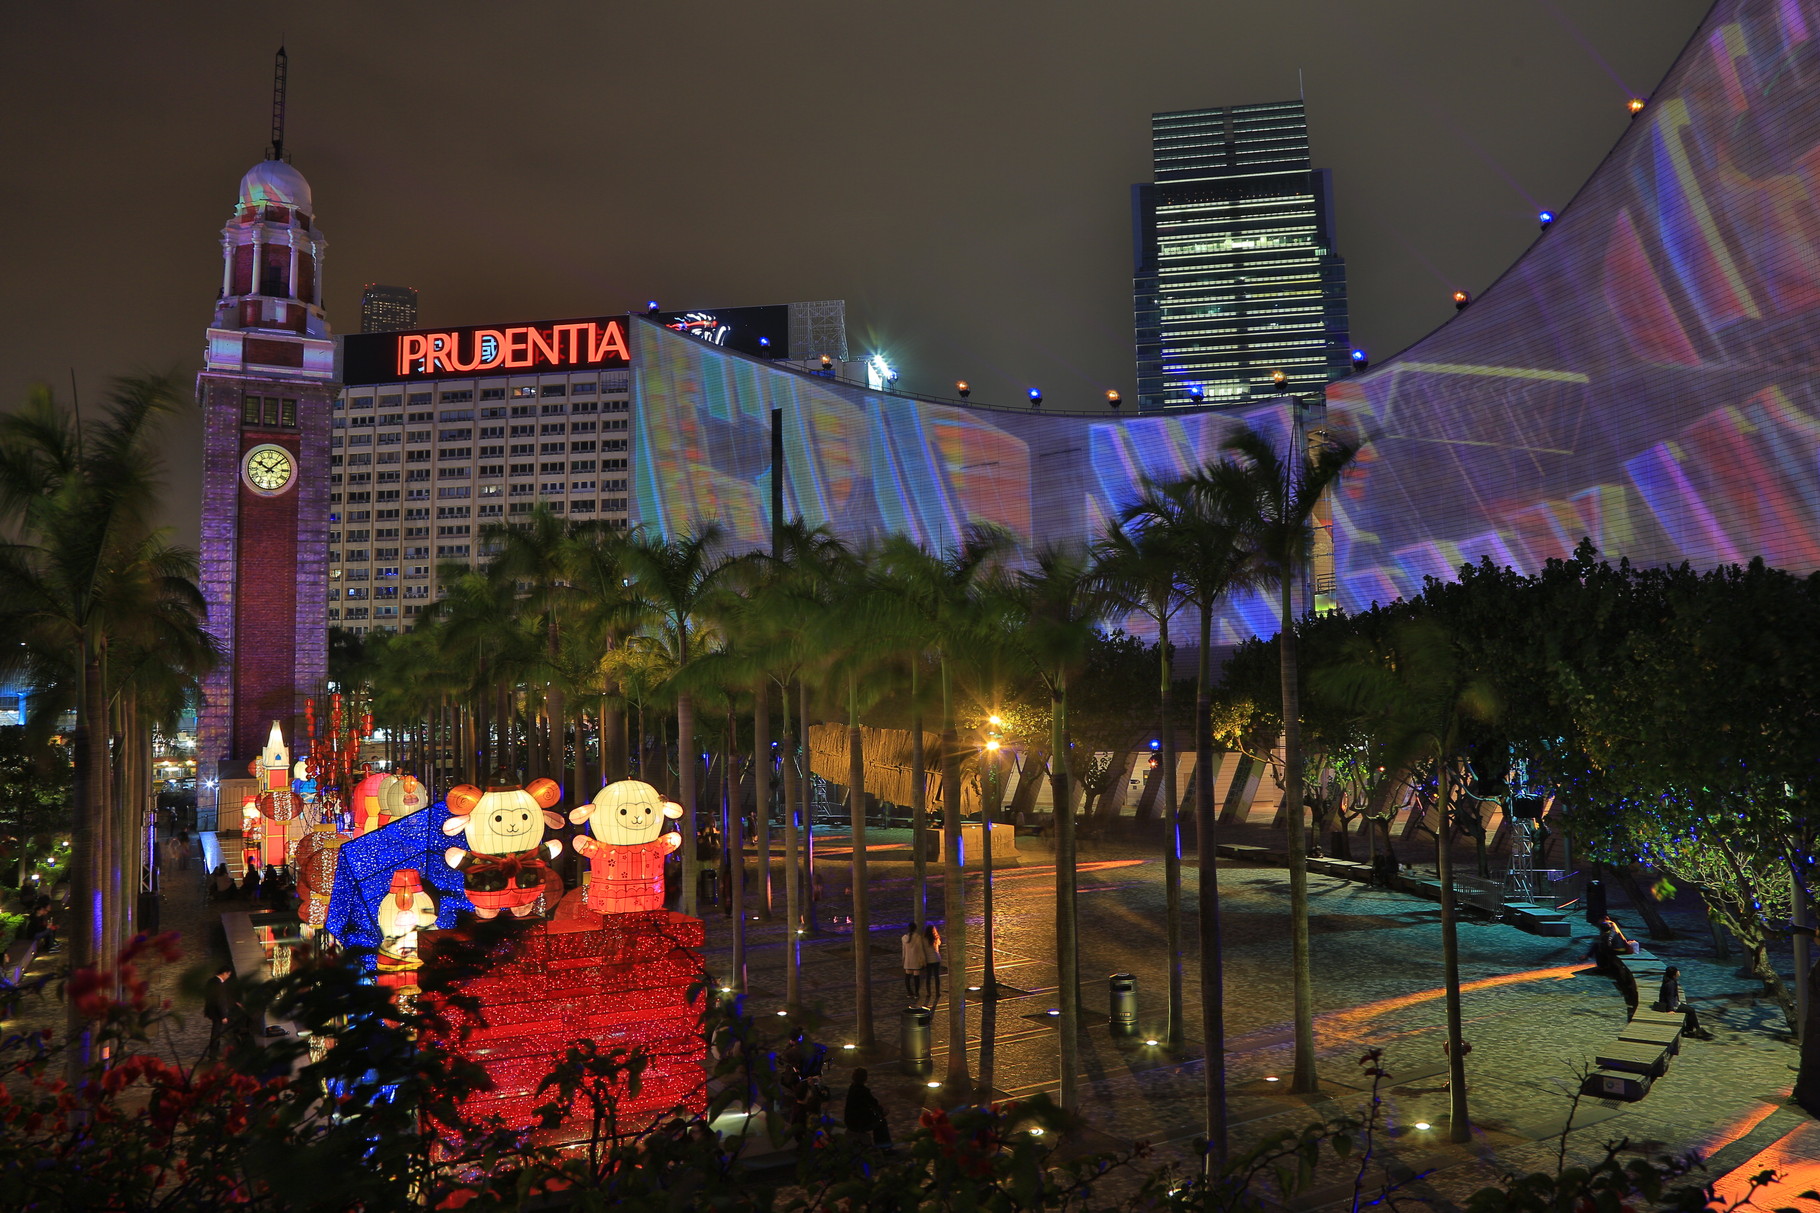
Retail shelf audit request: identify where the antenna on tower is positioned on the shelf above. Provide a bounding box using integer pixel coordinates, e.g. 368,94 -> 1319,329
268,44 -> 289,162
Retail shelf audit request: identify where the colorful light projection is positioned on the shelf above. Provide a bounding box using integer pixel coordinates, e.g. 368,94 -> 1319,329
440,779 -> 565,920
1319,0 -> 1820,603
569,780 -> 683,915
627,0 -> 1820,633
628,318 -> 1297,645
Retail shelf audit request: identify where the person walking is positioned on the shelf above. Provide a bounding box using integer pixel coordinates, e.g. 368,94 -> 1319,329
1656,965 -> 1714,1038
843,1067 -> 891,1148
900,926 -> 926,1002
920,924 -> 943,1005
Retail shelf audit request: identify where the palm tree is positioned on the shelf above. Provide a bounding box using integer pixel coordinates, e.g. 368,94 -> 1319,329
555,521 -> 643,788
876,528 -> 1014,1090
998,545 -> 1110,1111
0,375 -> 214,1078
1096,507 -> 1189,1050
1311,616 -> 1494,1142
485,506 -> 582,785
1193,424 -> 1357,1099
426,568 -> 532,778
744,521 -> 849,1008
624,526 -> 743,918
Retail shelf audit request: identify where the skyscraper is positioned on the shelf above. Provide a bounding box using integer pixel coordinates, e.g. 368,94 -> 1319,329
1132,100 -> 1350,409
361,283 -> 419,334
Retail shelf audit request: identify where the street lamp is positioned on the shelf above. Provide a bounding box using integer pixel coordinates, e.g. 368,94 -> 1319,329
979,716 -> 1008,998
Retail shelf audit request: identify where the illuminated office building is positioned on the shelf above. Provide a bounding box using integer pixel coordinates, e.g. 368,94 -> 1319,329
1132,100 -> 1350,408
360,284 -> 419,334
327,303 -> 840,634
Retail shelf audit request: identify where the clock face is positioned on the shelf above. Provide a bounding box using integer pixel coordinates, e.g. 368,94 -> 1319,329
242,444 -> 296,495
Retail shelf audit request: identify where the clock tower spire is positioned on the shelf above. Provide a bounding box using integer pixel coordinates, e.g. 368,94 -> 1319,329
196,50 -> 337,805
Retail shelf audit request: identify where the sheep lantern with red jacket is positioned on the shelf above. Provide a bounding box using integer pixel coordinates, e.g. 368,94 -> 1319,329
569,779 -> 683,914
441,778 -> 565,919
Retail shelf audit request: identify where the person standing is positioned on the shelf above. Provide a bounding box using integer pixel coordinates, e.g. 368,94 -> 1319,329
843,1067 -> 891,1148
900,927 -> 925,1001
202,966 -> 238,1061
920,924 -> 943,1005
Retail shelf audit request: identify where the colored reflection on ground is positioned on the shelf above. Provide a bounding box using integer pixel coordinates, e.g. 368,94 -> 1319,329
1322,964 -> 1584,1041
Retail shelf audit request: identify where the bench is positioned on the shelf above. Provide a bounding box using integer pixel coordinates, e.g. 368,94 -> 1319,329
1583,1067 -> 1653,1101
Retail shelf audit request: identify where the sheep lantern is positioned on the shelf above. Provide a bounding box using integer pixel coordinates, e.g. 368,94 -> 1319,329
442,778 -> 565,919
569,779 -> 683,914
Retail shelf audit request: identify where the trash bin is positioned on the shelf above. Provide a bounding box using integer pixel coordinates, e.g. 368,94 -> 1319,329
1109,973 -> 1138,1034
900,1005 -> 933,1070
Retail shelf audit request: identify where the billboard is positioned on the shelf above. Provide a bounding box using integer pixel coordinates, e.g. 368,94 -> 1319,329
654,305 -> 788,360
1324,0 -> 1820,607
341,317 -> 631,386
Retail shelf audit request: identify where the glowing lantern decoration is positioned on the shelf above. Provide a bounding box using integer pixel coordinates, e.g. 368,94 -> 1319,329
351,772 -> 429,836
294,824 -> 346,927
258,722 -> 290,791
569,780 -> 683,915
441,779 -> 564,919
375,869 -> 435,988
256,787 -> 304,821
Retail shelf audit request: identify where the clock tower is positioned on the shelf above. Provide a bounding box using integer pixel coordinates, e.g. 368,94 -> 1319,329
197,51 -> 336,786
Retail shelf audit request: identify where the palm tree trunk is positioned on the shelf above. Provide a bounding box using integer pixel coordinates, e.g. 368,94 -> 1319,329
1195,600 -> 1228,1166
910,669 -> 928,929
753,680 -> 773,920
68,648 -> 107,1080
1053,677 -> 1080,1111
847,677 -> 874,1049
679,688 -> 698,918
940,659 -> 970,1089
1159,613 -> 1185,1051
547,685 -> 565,789
727,710 -> 746,991
780,681 -> 803,1011
1436,759 -> 1471,1141
1280,576 -> 1318,1094
799,680 -> 817,935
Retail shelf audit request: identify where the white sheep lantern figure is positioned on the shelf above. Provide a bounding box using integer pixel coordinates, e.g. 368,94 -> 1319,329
569,779 -> 683,914
442,778 -> 565,919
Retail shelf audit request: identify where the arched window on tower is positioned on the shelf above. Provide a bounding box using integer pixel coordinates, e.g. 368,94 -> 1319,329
260,244 -> 290,298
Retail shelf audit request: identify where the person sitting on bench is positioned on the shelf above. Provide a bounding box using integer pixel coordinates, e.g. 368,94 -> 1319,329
1655,965 -> 1714,1039
1590,917 -> 1635,973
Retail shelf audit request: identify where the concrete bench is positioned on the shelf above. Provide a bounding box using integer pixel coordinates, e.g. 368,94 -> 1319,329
3,938 -> 37,987
1502,901 -> 1574,937
1583,1067 -> 1653,1101
1594,1038 -> 1672,1078
1619,1019 -> 1682,1057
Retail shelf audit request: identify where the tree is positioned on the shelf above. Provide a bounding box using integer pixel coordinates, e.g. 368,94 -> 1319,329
1122,475 -> 1252,1159
876,528 -> 1014,1090
1311,616 -> 1495,1143
1193,424 -> 1356,1100
624,526 -> 743,918
998,545 -> 1113,1111
0,374 -> 215,1078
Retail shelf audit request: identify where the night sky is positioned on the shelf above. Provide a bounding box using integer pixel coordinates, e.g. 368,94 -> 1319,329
0,1 -> 1712,547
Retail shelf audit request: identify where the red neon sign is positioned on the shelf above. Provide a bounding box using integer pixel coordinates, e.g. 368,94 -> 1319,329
393,319 -> 630,377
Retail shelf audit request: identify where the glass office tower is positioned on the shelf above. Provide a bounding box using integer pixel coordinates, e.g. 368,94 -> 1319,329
1133,100 -> 1350,409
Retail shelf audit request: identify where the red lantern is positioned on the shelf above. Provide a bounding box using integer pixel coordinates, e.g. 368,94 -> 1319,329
256,788 -> 304,821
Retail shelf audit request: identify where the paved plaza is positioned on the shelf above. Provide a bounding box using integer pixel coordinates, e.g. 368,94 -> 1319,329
697,821 -> 1813,1206
4,821 -> 1812,1208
